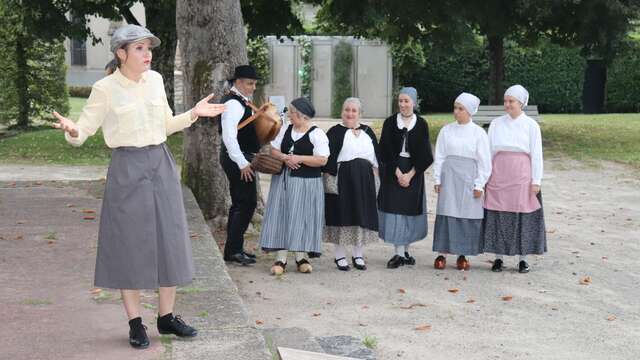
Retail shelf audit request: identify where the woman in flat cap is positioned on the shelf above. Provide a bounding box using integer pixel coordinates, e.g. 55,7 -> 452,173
52,24 -> 225,349
432,92 -> 491,271
483,84 -> 547,273
259,97 -> 330,275
377,87 -> 433,269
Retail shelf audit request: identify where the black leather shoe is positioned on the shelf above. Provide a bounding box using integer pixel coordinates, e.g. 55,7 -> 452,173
242,251 -> 256,259
387,255 -> 405,269
518,260 -> 530,273
334,257 -> 350,271
225,252 -> 256,265
404,252 -> 416,265
351,256 -> 367,270
129,324 -> 149,349
491,258 -> 504,272
157,314 -> 198,338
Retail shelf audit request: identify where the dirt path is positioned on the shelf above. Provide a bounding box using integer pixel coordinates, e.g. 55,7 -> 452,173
227,159 -> 640,360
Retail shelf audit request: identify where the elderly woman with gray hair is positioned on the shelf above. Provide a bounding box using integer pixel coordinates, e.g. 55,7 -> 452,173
323,98 -> 380,271
378,87 -> 434,269
483,84 -> 546,274
432,92 -> 491,271
259,97 -> 330,275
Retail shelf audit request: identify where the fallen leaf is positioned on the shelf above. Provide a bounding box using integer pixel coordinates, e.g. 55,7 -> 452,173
255,320 -> 264,325
466,299 -> 476,303
35,181 -> 43,186
312,313 -> 321,317
399,303 -> 427,310
444,277 -> 449,281
448,288 -> 459,293
607,315 -> 616,321
82,209 -> 96,214
579,276 -> 592,285
275,317 -> 281,320
601,256 -> 608,260
83,216 -> 96,220
359,323 -> 367,327
90,288 -> 102,295
47,240 -> 56,245
415,324 -> 432,332
16,221 -> 25,225
16,235 -> 23,240
502,296 -> 513,301
361,305 -> 369,309
398,288 -> 406,294
551,307 -> 559,311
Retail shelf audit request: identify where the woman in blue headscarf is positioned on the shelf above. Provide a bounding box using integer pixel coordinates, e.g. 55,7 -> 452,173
377,87 -> 434,268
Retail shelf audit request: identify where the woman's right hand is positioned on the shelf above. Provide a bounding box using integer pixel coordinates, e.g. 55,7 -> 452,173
52,111 -> 79,138
283,154 -> 301,170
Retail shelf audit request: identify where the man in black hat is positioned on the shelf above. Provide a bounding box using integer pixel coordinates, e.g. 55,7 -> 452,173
220,65 -> 261,265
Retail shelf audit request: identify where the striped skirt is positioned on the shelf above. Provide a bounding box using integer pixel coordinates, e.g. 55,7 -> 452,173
260,169 -> 324,253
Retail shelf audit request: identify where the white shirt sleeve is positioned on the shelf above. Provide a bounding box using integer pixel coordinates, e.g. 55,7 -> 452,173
221,99 -> 250,169
530,121 -> 543,185
474,128 -> 492,191
310,128 -> 330,157
432,126 -> 447,185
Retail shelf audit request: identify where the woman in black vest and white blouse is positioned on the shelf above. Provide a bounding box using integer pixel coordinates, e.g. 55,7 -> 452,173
259,98 -> 330,275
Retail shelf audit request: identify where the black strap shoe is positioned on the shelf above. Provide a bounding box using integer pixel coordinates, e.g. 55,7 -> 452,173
518,260 -> 530,273
387,255 -> 405,269
334,257 -> 350,271
157,314 -> 198,338
491,258 -> 504,272
225,252 -> 256,265
129,324 -> 149,349
242,251 -> 257,259
351,256 -> 367,270
404,252 -> 416,266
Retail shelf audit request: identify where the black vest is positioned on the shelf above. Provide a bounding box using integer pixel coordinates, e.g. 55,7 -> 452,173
220,93 -> 260,154
280,125 -> 322,178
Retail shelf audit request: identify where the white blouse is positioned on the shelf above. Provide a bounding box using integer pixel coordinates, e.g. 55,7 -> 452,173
336,125 -> 378,168
270,122 -> 330,157
433,121 -> 492,190
396,113 -> 416,158
488,113 -> 543,185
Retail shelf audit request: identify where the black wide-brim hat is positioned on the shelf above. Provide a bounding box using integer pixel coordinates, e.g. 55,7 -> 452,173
229,65 -> 261,81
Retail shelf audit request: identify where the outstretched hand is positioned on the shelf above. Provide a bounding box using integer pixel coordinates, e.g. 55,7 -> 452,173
192,94 -> 226,119
51,111 -> 78,138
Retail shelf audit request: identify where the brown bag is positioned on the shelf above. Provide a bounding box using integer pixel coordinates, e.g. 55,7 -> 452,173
251,152 -> 284,174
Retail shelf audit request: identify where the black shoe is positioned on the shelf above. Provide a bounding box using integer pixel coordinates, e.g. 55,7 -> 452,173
334,257 -> 350,271
387,255 -> 405,269
491,258 -> 504,272
225,252 -> 256,265
518,260 -> 530,273
242,251 -> 256,259
157,314 -> 198,338
129,319 -> 149,349
404,252 -> 416,265
351,256 -> 367,270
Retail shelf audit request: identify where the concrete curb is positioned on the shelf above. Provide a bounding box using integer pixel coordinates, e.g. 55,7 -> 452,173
170,186 -> 272,360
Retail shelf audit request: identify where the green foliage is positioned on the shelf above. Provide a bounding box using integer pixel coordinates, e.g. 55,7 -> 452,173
606,40 -> 640,112
298,36 -> 313,99
241,0 -> 304,38
247,36 -> 271,85
68,86 -> 92,99
331,41 -> 353,117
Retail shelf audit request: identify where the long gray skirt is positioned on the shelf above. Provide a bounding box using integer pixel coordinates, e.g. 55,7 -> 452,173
433,156 -> 484,255
378,191 -> 428,246
94,143 -> 194,289
260,169 -> 324,253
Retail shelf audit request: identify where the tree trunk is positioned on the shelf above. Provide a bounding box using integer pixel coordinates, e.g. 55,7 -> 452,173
15,33 -> 29,128
582,58 -> 606,114
487,35 -> 505,105
144,0 -> 177,111
176,0 -> 248,228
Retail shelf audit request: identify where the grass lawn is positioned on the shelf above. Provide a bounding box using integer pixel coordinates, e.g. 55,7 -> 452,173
1,97 -> 639,169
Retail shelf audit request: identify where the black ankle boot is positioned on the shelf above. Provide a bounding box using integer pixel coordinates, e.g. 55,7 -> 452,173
157,313 -> 198,337
129,317 -> 149,349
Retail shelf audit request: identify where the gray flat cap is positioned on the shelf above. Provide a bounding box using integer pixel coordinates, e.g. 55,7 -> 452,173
110,24 -> 161,53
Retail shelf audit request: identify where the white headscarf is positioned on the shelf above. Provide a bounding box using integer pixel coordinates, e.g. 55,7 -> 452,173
454,92 -> 481,116
504,84 -> 529,107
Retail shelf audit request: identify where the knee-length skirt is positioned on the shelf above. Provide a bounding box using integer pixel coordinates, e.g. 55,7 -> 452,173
94,143 -> 194,289
260,169 -> 324,253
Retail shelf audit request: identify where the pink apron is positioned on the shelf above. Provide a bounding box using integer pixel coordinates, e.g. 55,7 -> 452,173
484,151 -> 540,213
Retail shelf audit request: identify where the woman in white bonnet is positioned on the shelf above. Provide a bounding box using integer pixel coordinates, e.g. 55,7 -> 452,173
482,84 -> 547,273
432,92 -> 491,271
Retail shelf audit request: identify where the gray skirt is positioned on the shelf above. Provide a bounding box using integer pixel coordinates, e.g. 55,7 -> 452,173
260,169 -> 324,253
94,143 -> 194,289
378,191 -> 428,246
433,156 -> 484,255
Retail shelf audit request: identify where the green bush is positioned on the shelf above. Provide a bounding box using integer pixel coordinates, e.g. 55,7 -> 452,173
606,40 -> 640,112
331,40 -> 353,117
247,36 -> 271,84
68,86 -> 92,98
